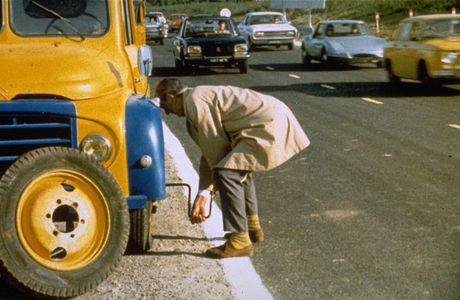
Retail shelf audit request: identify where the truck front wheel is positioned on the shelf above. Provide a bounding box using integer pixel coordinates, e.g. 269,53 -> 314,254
127,201 -> 154,253
0,147 -> 129,298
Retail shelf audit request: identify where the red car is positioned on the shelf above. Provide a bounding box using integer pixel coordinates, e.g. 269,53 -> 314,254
168,13 -> 187,32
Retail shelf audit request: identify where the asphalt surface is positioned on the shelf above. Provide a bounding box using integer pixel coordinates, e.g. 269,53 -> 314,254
151,36 -> 460,300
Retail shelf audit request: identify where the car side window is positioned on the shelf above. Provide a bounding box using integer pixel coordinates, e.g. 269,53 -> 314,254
399,22 -> 412,41
314,23 -> 326,38
409,22 -> 422,41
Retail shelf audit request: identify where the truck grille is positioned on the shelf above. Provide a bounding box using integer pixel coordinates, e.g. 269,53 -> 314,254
0,114 -> 73,173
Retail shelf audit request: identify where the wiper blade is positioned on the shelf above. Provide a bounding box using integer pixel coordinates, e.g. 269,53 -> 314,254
32,0 -> 85,41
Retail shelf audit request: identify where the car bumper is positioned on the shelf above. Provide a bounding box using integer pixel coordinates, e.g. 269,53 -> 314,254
430,68 -> 460,83
146,31 -> 168,40
251,37 -> 295,46
184,55 -> 249,66
328,54 -> 382,64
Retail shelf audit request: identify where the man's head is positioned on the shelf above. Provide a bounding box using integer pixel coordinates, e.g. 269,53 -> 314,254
154,78 -> 186,116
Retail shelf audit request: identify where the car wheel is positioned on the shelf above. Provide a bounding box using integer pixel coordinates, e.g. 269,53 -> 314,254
301,47 -> 311,65
0,147 -> 129,298
238,60 -> 249,74
126,201 -> 154,254
320,49 -> 328,64
288,42 -> 294,50
418,61 -> 432,85
177,51 -> 192,74
248,38 -> 255,51
385,60 -> 400,84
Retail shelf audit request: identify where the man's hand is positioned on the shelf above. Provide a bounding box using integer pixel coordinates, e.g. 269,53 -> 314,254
190,195 -> 207,224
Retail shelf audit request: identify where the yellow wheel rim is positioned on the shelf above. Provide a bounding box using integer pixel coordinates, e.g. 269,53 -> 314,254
16,169 -> 110,271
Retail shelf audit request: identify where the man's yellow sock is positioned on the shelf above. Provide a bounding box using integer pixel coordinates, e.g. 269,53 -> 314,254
248,214 -> 261,231
229,232 -> 251,250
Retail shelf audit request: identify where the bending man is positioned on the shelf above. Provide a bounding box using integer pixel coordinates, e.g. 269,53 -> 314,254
155,79 -> 310,258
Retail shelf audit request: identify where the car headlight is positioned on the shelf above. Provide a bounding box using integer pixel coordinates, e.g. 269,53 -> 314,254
187,45 -> 202,56
80,134 -> 111,161
441,52 -> 458,64
254,31 -> 264,38
234,43 -> 248,53
286,30 -> 296,36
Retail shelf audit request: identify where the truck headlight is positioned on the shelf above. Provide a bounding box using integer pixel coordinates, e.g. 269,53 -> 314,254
80,134 -> 111,161
254,31 -> 264,38
187,45 -> 202,56
286,30 -> 296,36
441,52 -> 458,64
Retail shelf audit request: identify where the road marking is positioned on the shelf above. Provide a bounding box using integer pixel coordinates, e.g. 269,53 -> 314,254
289,74 -> 300,79
163,122 -> 273,300
448,124 -> 460,130
265,66 -> 275,71
362,97 -> 384,105
320,84 -> 336,90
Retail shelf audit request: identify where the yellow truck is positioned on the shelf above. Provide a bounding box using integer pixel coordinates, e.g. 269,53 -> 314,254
0,0 -> 165,297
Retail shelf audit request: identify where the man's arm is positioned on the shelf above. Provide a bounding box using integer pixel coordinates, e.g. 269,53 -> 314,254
191,156 -> 213,224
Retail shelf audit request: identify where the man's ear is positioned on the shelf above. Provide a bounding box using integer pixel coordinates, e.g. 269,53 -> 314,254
166,93 -> 175,103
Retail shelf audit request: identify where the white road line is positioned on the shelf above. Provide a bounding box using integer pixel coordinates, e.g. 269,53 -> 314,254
265,66 -> 275,71
162,122 -> 273,300
320,84 -> 336,90
361,97 -> 384,105
289,74 -> 300,79
448,124 -> 460,130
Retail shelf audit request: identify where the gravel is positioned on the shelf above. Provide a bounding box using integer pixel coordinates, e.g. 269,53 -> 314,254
77,154 -> 233,300
0,154 -> 233,300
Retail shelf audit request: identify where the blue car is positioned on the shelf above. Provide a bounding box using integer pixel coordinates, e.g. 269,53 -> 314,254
301,20 -> 388,67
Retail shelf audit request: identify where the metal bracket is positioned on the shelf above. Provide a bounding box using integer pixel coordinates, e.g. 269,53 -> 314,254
165,183 -> 213,219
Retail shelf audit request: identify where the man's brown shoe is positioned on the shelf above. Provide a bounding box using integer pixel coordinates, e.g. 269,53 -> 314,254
205,242 -> 254,259
249,228 -> 264,242
223,228 -> 264,243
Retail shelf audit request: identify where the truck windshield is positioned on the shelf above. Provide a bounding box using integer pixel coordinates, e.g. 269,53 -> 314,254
10,0 -> 109,37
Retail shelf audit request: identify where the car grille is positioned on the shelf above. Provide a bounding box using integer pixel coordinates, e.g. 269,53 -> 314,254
202,44 -> 234,57
0,114 -> 73,173
259,31 -> 293,38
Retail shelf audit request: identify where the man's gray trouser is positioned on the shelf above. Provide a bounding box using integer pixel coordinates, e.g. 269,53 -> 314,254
213,168 -> 258,232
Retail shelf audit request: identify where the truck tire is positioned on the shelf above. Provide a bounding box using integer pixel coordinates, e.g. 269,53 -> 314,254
0,147 -> 129,298
127,201 -> 154,253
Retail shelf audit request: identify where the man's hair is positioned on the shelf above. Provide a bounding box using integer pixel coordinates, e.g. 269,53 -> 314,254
154,78 -> 186,108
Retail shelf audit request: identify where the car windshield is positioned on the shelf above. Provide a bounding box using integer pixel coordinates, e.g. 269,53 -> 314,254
145,14 -> 165,24
322,23 -> 370,37
248,14 -> 286,25
412,18 -> 460,40
10,0 -> 108,37
184,18 -> 235,37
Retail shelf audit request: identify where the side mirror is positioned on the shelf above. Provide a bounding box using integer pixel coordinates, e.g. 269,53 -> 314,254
138,45 -> 153,77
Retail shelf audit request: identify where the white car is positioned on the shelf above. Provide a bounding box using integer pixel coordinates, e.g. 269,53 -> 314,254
238,12 -> 297,50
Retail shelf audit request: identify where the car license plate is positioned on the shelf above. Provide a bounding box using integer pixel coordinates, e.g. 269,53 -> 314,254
268,41 -> 281,44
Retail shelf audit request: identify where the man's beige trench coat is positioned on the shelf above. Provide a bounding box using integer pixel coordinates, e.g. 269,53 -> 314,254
181,85 -> 310,190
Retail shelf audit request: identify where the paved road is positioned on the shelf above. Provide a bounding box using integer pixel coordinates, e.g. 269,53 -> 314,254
151,37 -> 460,300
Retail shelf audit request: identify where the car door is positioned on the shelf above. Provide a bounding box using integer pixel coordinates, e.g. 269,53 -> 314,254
306,23 -> 327,59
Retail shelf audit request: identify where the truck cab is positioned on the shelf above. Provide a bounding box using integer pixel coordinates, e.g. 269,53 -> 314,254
0,0 -> 165,297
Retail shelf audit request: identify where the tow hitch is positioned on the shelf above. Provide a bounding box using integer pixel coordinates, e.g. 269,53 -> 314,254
166,183 -> 213,219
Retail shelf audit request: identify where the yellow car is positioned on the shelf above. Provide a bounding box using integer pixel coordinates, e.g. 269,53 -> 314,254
384,14 -> 460,84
